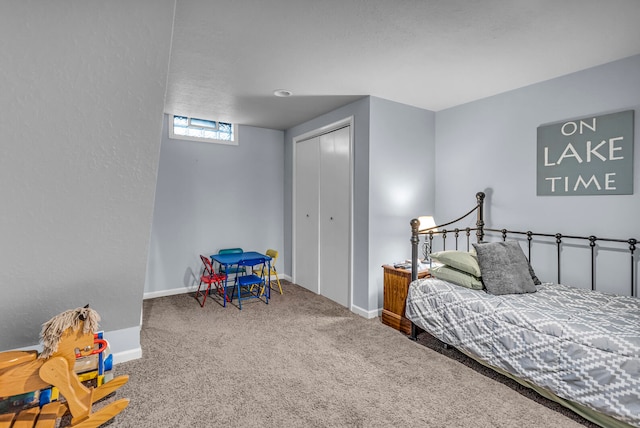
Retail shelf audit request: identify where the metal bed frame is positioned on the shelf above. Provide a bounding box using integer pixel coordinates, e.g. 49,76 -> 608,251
410,191 -> 638,297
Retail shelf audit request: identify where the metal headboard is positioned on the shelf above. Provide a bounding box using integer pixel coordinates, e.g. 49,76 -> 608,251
410,192 -> 485,281
410,191 -> 638,297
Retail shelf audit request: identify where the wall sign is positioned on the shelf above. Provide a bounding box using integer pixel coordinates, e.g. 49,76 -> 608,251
537,110 -> 634,196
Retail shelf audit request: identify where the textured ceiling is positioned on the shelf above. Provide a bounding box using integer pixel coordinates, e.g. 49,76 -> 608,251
165,0 -> 640,130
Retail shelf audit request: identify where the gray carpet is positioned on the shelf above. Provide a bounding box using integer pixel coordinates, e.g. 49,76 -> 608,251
105,280 -> 594,427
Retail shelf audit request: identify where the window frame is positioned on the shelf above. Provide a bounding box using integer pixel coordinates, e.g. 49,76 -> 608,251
168,114 -> 238,145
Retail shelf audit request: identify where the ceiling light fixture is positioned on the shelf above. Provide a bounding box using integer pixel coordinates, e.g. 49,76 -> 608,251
273,89 -> 293,97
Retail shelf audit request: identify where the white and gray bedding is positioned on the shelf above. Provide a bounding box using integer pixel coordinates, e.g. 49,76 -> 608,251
405,278 -> 640,427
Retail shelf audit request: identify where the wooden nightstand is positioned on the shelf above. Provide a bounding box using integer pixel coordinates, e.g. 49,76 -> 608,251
381,264 -> 430,334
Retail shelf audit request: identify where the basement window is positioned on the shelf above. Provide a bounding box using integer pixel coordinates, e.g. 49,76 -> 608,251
169,115 -> 237,145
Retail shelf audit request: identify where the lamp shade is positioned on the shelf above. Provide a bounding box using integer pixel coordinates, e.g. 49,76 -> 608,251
417,215 -> 437,232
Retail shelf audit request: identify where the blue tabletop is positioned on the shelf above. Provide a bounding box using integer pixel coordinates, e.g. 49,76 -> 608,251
210,251 -> 271,265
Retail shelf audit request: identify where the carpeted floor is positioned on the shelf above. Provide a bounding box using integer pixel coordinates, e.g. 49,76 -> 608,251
104,280 -> 596,427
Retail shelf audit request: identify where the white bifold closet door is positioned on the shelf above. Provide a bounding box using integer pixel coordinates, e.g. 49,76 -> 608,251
294,136 -> 320,295
294,125 -> 350,307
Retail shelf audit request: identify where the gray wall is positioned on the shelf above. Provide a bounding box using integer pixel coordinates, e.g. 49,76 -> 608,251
145,117 -> 285,297
368,97 -> 435,309
0,1 -> 174,355
435,54 -> 640,295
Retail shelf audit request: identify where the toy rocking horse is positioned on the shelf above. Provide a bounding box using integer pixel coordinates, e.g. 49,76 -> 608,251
0,306 -> 129,428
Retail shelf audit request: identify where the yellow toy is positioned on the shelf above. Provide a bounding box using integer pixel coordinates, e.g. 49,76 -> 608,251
0,306 -> 129,427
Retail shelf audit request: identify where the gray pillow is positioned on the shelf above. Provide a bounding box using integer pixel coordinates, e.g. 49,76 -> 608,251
472,241 -> 537,295
430,265 -> 484,290
430,250 -> 481,277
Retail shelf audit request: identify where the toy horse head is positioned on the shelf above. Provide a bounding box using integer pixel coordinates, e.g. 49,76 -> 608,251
39,305 -> 100,360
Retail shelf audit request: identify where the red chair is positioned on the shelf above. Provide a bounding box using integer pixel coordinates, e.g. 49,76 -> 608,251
195,255 -> 228,307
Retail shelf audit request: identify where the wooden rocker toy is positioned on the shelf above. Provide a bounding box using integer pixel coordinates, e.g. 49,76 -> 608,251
0,306 -> 129,428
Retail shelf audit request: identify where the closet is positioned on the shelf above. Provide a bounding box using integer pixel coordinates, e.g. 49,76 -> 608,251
294,124 -> 351,307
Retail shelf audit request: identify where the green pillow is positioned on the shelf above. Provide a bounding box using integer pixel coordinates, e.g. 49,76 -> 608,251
430,265 -> 484,290
430,250 -> 481,277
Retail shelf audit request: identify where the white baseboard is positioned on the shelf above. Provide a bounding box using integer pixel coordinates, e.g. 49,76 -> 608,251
113,347 -> 142,364
144,286 -> 194,300
351,304 -> 381,319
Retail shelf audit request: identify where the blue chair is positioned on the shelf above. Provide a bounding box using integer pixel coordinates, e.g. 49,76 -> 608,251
231,257 -> 269,309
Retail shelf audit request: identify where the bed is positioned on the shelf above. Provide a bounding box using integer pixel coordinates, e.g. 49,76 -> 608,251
405,192 -> 640,428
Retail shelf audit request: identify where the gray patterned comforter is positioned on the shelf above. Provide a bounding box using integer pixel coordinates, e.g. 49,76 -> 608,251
405,278 -> 640,427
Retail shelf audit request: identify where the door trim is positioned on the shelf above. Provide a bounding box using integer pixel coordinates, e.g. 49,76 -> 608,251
292,116 -> 354,309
